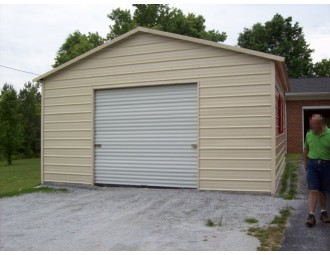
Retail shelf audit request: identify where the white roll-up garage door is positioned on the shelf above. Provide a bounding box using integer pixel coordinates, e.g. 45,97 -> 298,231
94,84 -> 197,188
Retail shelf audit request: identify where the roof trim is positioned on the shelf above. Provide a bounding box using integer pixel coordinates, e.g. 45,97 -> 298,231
285,92 -> 330,101
275,61 -> 289,91
34,27 -> 285,82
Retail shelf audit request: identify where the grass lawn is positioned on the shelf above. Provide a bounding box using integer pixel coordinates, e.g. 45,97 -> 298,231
0,158 -> 66,198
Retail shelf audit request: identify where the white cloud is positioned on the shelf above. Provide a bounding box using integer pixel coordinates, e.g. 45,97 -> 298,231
305,24 -> 330,62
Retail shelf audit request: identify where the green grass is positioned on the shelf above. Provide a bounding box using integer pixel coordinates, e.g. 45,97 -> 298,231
0,158 -> 67,198
206,219 -> 215,227
245,217 -> 259,224
286,153 -> 302,161
248,208 -> 291,251
279,154 -> 301,200
205,217 -> 223,227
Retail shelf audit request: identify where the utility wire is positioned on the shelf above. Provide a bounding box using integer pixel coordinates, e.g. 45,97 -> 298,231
0,64 -> 40,76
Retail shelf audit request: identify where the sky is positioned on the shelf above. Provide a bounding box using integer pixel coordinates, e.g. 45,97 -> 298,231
1,1 -> 330,91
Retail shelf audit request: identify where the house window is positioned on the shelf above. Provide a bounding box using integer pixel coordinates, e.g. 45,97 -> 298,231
277,94 -> 283,134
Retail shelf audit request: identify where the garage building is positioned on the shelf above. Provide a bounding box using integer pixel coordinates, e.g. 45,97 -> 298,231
34,27 -> 289,194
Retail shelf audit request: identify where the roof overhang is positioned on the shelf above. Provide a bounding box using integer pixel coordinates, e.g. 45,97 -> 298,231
285,92 -> 330,101
34,26 -> 287,83
275,61 -> 289,91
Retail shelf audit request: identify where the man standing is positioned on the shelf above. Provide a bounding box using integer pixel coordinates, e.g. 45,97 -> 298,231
304,114 -> 330,227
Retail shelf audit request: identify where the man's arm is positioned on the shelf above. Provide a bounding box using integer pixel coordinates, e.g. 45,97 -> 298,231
304,149 -> 308,171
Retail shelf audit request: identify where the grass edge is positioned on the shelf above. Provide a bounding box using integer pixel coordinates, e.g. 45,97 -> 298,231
247,208 -> 291,251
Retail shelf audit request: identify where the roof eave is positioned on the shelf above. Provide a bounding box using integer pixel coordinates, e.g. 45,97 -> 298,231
275,61 -> 289,91
285,92 -> 330,101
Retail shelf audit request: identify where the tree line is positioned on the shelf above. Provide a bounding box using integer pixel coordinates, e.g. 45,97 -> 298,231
54,4 -> 330,78
0,83 -> 41,164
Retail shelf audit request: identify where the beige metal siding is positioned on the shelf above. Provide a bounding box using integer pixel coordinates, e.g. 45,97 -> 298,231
42,32 -> 273,192
43,83 -> 93,184
198,65 -> 272,192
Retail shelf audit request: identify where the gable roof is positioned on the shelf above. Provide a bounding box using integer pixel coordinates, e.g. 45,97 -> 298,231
34,27 -> 288,83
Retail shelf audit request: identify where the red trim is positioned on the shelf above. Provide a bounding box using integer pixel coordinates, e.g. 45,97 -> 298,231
277,95 -> 283,134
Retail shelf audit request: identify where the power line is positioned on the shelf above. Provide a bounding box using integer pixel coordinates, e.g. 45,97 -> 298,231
0,64 -> 40,76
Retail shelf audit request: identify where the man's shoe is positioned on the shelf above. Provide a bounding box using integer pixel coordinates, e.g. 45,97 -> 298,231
306,214 -> 316,227
320,211 -> 330,223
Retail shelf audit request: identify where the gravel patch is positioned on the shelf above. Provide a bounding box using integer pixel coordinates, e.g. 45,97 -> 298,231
0,187 -> 301,251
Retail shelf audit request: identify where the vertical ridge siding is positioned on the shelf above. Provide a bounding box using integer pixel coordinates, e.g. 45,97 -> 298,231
42,32 -> 273,192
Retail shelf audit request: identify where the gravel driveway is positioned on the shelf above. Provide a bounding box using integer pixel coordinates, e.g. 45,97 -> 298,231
0,186 -> 301,250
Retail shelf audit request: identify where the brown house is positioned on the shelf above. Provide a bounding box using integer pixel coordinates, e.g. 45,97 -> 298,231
286,77 -> 330,153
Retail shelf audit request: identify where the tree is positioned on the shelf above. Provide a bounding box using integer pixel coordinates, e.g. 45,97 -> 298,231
107,8 -> 137,40
107,4 -> 227,42
18,82 -> 41,157
53,31 -> 106,67
237,13 -> 314,78
53,5 -> 226,67
313,59 -> 330,77
0,84 -> 22,165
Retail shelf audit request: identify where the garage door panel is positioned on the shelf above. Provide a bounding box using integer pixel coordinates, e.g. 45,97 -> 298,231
96,151 -> 194,158
94,84 -> 197,188
95,105 -> 196,116
95,118 -> 196,126
95,122 -> 196,129
95,129 -> 195,136
95,159 -> 196,166
98,178 -> 196,188
95,164 -> 195,171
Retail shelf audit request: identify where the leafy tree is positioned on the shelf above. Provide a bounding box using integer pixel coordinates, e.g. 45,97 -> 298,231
53,31 -> 106,67
237,13 -> 314,78
313,59 -> 330,77
53,5 -> 226,67
0,84 -> 22,165
108,8 -> 137,39
107,4 -> 227,42
18,82 -> 41,157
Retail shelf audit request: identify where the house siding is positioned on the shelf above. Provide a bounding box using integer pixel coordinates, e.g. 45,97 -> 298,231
41,32 -> 276,193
